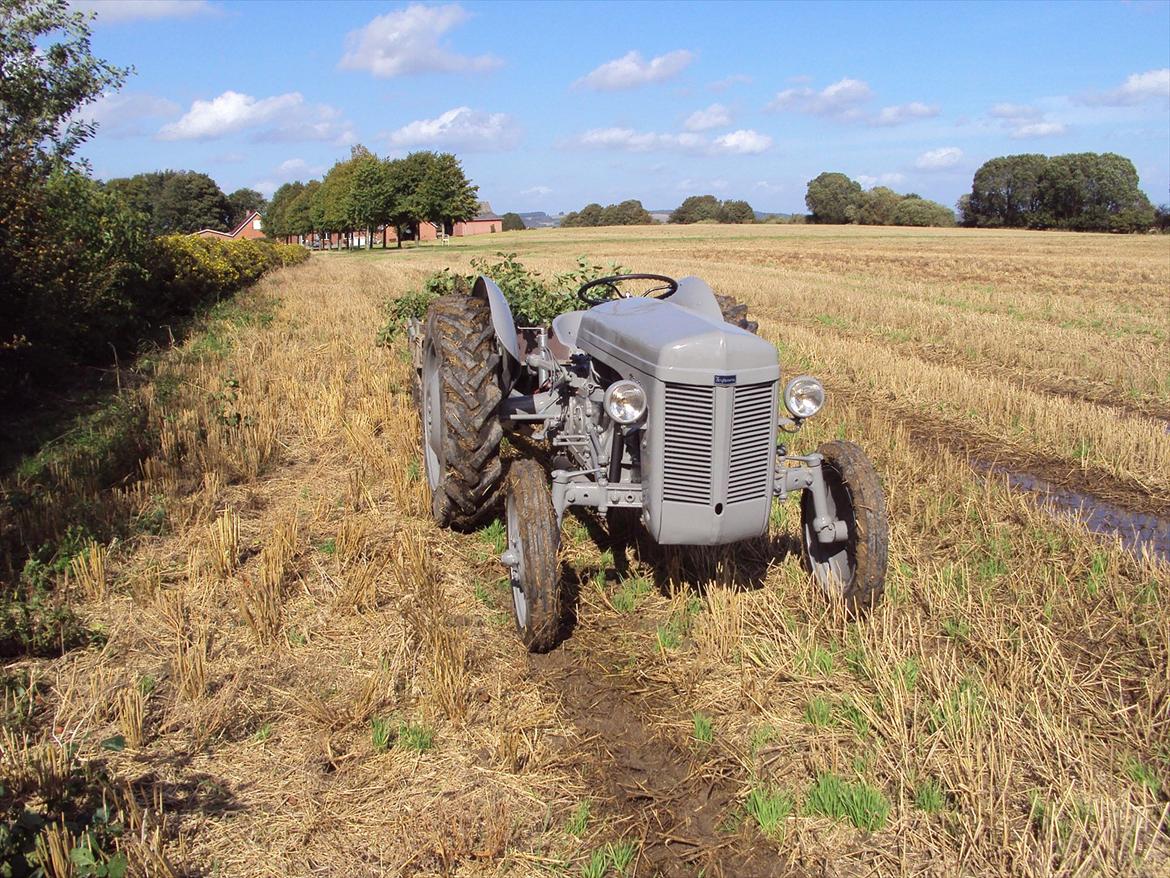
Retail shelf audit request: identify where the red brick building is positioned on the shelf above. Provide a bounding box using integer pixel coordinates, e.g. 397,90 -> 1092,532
194,210 -> 265,240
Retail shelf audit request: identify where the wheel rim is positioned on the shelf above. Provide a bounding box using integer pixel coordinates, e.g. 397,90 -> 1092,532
506,493 -> 528,629
421,340 -> 442,491
804,467 -> 856,596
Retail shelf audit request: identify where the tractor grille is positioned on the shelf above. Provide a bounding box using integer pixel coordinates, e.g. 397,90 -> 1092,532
663,383 -> 714,504
727,382 -> 776,504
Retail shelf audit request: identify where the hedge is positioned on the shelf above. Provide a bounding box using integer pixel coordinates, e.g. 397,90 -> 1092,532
1,229 -> 308,397
144,236 -> 307,314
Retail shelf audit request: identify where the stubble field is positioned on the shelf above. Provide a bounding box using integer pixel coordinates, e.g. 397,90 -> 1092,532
3,224 -> 1168,877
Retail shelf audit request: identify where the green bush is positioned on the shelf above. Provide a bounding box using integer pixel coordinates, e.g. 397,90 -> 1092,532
377,253 -> 626,342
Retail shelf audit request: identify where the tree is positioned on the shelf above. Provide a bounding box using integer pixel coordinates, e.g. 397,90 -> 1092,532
347,152 -> 394,248
670,194 -> 720,224
226,187 -> 267,228
891,196 -> 955,227
718,199 -> 755,224
265,181 -> 305,240
412,151 -> 479,232
153,171 -> 231,234
966,154 -> 1048,228
562,203 -> 603,227
0,0 -> 128,173
317,158 -> 357,243
858,187 -> 903,226
384,151 -> 432,246
285,180 -> 320,242
1037,152 -> 1153,232
502,212 -> 526,231
805,173 -> 863,224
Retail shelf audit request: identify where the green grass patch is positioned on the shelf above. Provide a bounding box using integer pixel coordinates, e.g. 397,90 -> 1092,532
692,712 -> 713,746
913,777 -> 946,813
612,575 -> 651,613
804,773 -> 891,831
804,696 -> 834,728
478,518 -> 507,555
744,785 -> 794,839
565,800 -> 590,837
1124,757 -> 1163,797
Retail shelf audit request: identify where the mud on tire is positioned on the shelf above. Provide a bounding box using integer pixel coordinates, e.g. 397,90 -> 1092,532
419,294 -> 504,530
800,440 -> 888,612
505,459 -> 564,652
715,293 -> 759,334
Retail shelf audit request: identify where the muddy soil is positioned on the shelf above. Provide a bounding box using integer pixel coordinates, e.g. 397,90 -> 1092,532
531,630 -> 798,878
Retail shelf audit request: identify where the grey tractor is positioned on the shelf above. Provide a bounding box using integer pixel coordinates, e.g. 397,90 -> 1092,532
411,273 -> 888,651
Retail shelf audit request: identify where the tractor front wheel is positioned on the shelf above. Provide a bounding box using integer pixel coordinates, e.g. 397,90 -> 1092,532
800,440 -> 888,612
503,460 -> 564,652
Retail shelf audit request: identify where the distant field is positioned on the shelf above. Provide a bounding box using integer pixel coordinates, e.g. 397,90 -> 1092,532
5,225 -> 1168,876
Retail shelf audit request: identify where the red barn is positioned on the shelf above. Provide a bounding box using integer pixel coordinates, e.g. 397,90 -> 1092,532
194,210 -> 265,240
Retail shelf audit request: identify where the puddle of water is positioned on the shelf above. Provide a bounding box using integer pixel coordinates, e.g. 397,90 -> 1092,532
972,460 -> 1170,564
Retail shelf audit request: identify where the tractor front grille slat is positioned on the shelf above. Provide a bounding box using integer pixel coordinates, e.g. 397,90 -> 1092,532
727,382 -> 775,504
663,384 -> 713,504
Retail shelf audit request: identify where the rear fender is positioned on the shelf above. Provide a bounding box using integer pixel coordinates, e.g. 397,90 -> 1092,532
473,275 -> 521,389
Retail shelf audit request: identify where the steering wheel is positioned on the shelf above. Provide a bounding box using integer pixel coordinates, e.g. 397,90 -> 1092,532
577,273 -> 679,307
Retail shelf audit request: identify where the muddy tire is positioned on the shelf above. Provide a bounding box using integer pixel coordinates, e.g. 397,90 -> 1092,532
716,293 -> 759,334
504,460 -> 564,652
419,295 -> 504,530
800,440 -> 888,612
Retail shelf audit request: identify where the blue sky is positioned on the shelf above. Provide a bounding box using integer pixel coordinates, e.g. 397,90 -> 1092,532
74,0 -> 1170,214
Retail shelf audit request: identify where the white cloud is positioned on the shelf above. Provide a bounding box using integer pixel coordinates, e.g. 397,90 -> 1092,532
915,147 -> 963,170
871,101 -> 939,126
158,91 -> 353,143
684,103 -> 732,131
521,185 -> 552,197
1010,121 -> 1067,139
575,127 -> 706,152
571,126 -> 770,155
339,4 -> 500,78
1079,68 -> 1170,106
709,73 -> 752,92
989,102 -> 1040,120
76,92 -> 179,137
768,77 -> 873,118
70,0 -> 216,22
857,172 -> 906,188
987,102 -> 1067,139
387,107 -> 520,151
713,129 -> 772,154
575,50 -> 694,91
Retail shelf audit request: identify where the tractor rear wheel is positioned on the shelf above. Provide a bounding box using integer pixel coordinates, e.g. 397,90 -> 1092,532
419,294 -> 504,530
716,293 -> 759,334
800,440 -> 888,612
503,460 -> 564,652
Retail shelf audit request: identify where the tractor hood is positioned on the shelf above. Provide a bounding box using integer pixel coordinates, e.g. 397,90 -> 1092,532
576,297 -> 780,386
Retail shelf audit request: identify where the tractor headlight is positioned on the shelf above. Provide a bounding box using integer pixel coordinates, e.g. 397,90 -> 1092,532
783,375 -> 825,419
604,380 -> 647,425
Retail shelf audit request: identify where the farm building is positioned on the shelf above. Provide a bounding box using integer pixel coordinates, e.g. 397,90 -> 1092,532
194,210 -> 265,240
417,202 -> 503,240
280,201 -> 506,248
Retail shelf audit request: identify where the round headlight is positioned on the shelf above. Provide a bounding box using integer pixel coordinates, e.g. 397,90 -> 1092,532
784,375 -> 825,419
604,380 -> 647,425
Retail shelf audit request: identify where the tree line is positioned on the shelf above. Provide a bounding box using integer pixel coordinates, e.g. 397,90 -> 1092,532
958,152 -> 1157,232
805,173 -> 956,226
104,170 -> 267,236
561,199 -> 653,227
264,147 -> 479,248
669,195 -> 756,224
